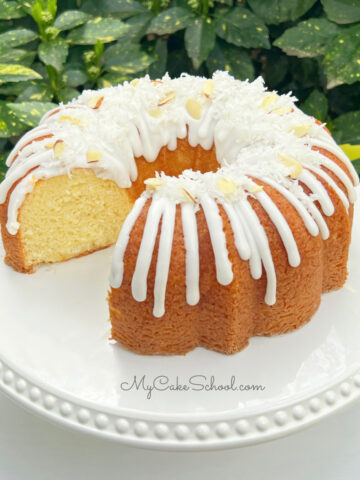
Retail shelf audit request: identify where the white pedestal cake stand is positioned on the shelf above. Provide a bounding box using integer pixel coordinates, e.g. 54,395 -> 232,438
0,193 -> 359,451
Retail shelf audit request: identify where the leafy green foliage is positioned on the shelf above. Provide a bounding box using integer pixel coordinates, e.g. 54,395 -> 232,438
323,25 -> 360,88
321,0 -> 360,24
147,7 -> 194,35
7,100 -> 56,126
274,18 -> 341,57
0,0 -> 358,177
67,17 -> 130,44
38,37 -> 68,70
248,0 -> 317,25
332,110 -> 360,143
185,17 -> 215,69
0,63 -> 41,82
216,7 -> 269,49
300,89 -> 329,121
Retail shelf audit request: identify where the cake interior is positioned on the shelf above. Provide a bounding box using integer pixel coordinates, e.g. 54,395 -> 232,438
18,139 -> 219,269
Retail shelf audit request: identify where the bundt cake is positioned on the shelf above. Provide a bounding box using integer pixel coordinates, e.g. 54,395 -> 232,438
0,72 -> 358,355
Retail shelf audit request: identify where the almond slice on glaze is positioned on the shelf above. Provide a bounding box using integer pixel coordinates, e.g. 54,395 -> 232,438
217,177 -> 236,194
181,187 -> 196,203
186,98 -> 203,120
288,124 -> 312,138
130,78 -> 139,87
144,177 -> 164,190
202,79 -> 214,97
59,115 -> 80,125
86,150 -> 102,163
158,91 -> 175,106
248,184 -> 263,193
53,140 -> 65,158
87,95 -> 104,109
261,93 -> 278,109
278,153 -> 303,179
272,106 -> 292,116
149,107 -> 163,118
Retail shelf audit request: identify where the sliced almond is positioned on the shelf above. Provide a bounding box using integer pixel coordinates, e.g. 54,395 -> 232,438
151,80 -> 163,86
45,142 -> 55,149
149,107 -> 163,118
53,140 -> 65,158
181,187 -> 196,203
87,95 -> 104,109
130,78 -> 139,87
144,177 -> 163,190
186,98 -> 203,120
59,115 -> 80,125
202,79 -> 214,97
261,93 -> 278,109
86,150 -> 102,163
288,124 -> 312,138
272,106 -> 292,116
217,177 -> 236,194
278,153 -> 303,179
248,184 -> 263,193
158,91 -> 175,106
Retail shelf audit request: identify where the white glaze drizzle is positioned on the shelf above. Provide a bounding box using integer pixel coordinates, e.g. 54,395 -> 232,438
181,203 -> 200,306
131,197 -> 164,302
153,201 -> 176,317
200,194 -> 233,286
110,196 -> 147,288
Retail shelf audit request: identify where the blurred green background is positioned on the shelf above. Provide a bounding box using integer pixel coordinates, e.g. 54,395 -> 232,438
0,0 -> 359,177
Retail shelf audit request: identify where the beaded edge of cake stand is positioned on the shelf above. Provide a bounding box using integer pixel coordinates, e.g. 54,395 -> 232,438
0,354 -> 359,450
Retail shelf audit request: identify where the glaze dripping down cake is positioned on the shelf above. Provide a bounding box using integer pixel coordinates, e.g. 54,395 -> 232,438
0,72 -> 358,355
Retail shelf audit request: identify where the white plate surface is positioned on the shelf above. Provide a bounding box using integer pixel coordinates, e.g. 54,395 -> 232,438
0,193 -> 359,450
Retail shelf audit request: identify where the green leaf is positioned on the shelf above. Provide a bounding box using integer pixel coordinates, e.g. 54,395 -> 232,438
148,37 -> 167,79
14,0 -> 36,15
147,7 -> 194,35
16,83 -> 53,102
81,0 -> 147,18
332,110 -> 360,144
38,38 -> 69,70
321,0 -> 360,25
97,72 -> 129,88
94,39 -> 104,59
124,12 -> 154,43
61,68 -> 88,87
185,17 -> 216,70
274,18 -> 341,58
104,43 -> 154,74
216,7 -> 270,49
67,17 -> 130,44
47,0 -> 57,18
7,101 -> 57,127
301,89 -> 328,121
0,100 -> 26,137
0,28 -> 37,52
0,82 -> 26,95
54,10 -> 91,31
248,0 -> 317,25
0,0 -> 26,19
58,87 -> 79,103
0,48 -> 36,66
207,40 -> 254,80
323,25 -> 360,88
0,64 -> 42,83
0,149 -> 9,181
